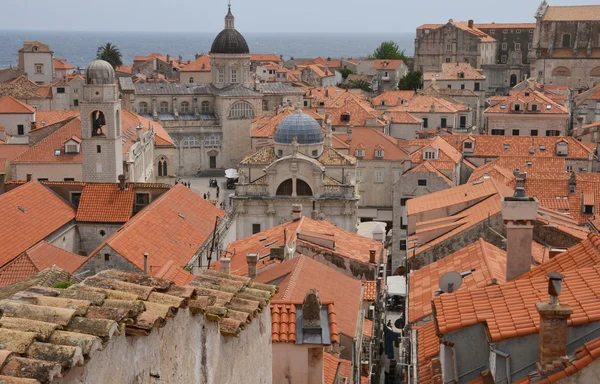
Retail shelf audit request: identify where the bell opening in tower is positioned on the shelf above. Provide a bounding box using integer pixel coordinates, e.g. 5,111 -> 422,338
91,111 -> 106,137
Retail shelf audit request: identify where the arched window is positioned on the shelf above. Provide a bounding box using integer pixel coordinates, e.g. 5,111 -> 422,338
139,102 -> 149,114
296,179 -> 313,196
204,136 -> 221,146
562,34 -> 571,48
157,157 -> 168,177
552,66 -> 571,77
201,101 -> 210,114
231,69 -> 238,83
159,102 -> 169,113
189,77 -> 194,84
591,67 -> 600,77
91,111 -> 106,137
276,179 -> 293,196
229,101 -> 254,119
180,101 -> 190,113
183,137 -> 201,147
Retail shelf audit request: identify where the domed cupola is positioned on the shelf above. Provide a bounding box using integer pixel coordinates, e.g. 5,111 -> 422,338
210,4 -> 250,55
274,110 -> 324,158
85,60 -> 115,85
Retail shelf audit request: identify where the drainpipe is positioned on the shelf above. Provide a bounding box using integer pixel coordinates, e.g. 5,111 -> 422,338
352,338 -> 357,384
490,347 -> 511,384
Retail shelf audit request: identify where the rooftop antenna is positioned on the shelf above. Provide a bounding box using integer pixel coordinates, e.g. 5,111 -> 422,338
439,271 -> 463,294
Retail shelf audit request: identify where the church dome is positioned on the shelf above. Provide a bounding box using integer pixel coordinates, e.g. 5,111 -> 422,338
275,110 -> 324,145
210,5 -> 250,54
85,60 -> 115,85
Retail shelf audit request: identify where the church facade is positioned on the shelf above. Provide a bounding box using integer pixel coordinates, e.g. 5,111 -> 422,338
233,110 -> 359,239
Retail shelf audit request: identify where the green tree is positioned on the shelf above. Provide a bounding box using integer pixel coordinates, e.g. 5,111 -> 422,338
371,41 -> 408,63
96,43 -> 123,69
398,71 -> 423,91
344,79 -> 372,93
339,68 -> 354,80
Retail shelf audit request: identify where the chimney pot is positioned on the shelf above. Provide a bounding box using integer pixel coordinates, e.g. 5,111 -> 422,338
502,194 -> 539,281
292,204 -> 302,221
118,174 -> 126,191
468,19 -> 474,28
143,253 -> 148,274
26,174 -> 32,182
246,253 -> 259,278
220,257 -> 231,274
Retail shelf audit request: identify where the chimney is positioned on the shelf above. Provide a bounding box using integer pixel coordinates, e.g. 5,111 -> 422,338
369,249 -> 377,264
325,89 -> 329,98
220,257 -> 231,274
136,123 -> 143,142
468,20 -> 474,29
178,55 -> 182,63
195,53 -> 200,60
246,253 -> 259,278
26,174 -> 32,182
527,78 -> 536,91
568,172 -> 576,194
143,253 -> 148,274
372,224 -> 385,243
325,114 -> 333,148
166,54 -> 171,63
0,173 -> 5,195
118,174 -> 126,191
501,171 -> 538,281
292,204 -> 302,221
536,272 -> 573,377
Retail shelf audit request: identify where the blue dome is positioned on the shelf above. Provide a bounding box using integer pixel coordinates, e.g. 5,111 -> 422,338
275,110 -> 324,145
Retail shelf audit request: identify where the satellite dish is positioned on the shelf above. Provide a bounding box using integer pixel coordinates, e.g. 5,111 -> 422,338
439,271 -> 463,294
394,318 -> 404,329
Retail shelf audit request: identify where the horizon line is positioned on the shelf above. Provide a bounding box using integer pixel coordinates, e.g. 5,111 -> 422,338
0,28 -> 415,35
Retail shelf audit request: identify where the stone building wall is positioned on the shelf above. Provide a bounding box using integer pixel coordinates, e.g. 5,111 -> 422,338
77,223 -> 122,256
485,114 -> 569,136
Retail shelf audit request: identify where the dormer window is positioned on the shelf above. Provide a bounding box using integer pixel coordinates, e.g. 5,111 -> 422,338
423,149 -> 437,160
341,112 -> 351,122
463,140 -> 473,152
513,102 -> 522,112
458,72 -> 465,79
64,138 -> 81,154
381,100 -> 386,106
355,149 -> 365,158
375,150 -> 384,158
556,141 -> 568,156
530,103 -> 539,112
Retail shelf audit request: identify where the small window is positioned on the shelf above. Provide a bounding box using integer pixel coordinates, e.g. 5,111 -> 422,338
303,100 -> 309,107
204,136 -> 221,146
584,205 -> 594,215
231,69 -> 238,83
35,64 -> 43,74
312,150 -> 318,157
400,198 -> 410,206
512,129 -> 520,136
516,29 -> 521,34
418,179 -> 427,186
531,104 -> 538,112
355,149 -> 365,158
218,69 -> 225,83
445,58 -> 451,63
104,254 -> 110,262
446,44 -> 452,52
515,43 -> 521,50
189,77 -> 194,84
490,29 -> 495,34
135,193 -> 150,213
54,149 -> 61,156
64,178 -> 75,182
139,102 -> 149,114
502,29 -> 508,34
252,224 -> 261,234
356,169 -> 363,181
74,99 -> 79,107
71,192 -> 82,207
424,150 -> 436,160
341,113 -> 351,122
381,100 -> 386,106
180,101 -> 190,113
460,116 -> 467,128
503,144 -> 510,150
539,145 -> 546,150
97,145 -> 102,153
447,85 -> 452,89
201,101 -> 210,114
514,103 -> 521,112
400,240 -> 407,251
463,141 -> 473,150
159,102 -> 169,113
566,165 -> 573,173
375,150 -> 384,158
562,34 -> 571,48
441,118 -> 447,128
531,129 -> 538,136
277,149 -> 283,157
491,129 -> 505,136
376,170 -> 384,183
501,56 -> 507,64
460,84 -> 465,90
400,217 -> 407,230
17,125 -> 24,136
502,43 -> 508,50
65,144 -> 79,154
422,118 -> 428,128
56,87 -> 65,94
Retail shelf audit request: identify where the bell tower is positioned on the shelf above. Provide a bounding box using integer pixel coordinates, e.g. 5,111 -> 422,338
80,60 -> 123,182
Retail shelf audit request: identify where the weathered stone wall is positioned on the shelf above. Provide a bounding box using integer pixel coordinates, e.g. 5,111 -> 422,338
45,222 -> 81,256
485,114 -> 569,136
60,306 -> 273,384
77,223 -> 121,256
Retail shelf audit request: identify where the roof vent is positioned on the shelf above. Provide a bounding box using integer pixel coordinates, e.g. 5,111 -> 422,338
526,161 -> 532,166
17,206 -> 26,213
500,104 -> 506,109
178,213 -> 186,220
546,104 -> 552,110
503,144 -> 510,150
539,145 -> 546,150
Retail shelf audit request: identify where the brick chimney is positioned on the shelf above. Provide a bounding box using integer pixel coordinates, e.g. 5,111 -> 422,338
501,171 -> 538,281
468,20 -> 474,29
246,253 -> 259,278
536,272 -> 573,376
118,174 -> 127,191
369,249 -> 377,264
220,258 -> 231,274
292,204 -> 302,221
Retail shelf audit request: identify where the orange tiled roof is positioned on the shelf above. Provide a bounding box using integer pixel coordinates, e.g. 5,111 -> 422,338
53,58 -> 75,70
387,111 -> 423,124
271,300 -> 339,344
415,321 -> 441,384
424,62 -> 485,81
13,118 -> 82,164
328,98 -> 385,127
485,88 -> 568,115
34,110 -> 79,129
389,94 -> 470,114
92,184 -> 225,277
417,21 -> 495,42
336,127 -> 408,160
410,136 -> 464,168
0,241 -> 87,288
115,65 -> 133,74
0,182 -> 76,267
255,255 -> 363,338
409,239 -> 507,323
75,183 -> 136,223
153,259 -> 195,286
0,96 -> 35,114
407,161 -> 453,186
474,23 -> 536,29
373,90 -> 416,108
324,352 -> 353,384
250,53 -> 282,62
371,60 -> 406,70
433,263 -> 600,341
180,55 -> 211,72
544,5 -> 600,21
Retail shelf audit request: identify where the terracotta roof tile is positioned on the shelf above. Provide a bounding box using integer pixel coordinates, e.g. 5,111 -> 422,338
433,263 -> 600,341
424,63 -> 485,81
407,161 -> 453,186
179,55 -> 211,72
270,300 -> 339,344
544,5 -> 600,21
414,321 -> 441,384
475,23 -> 536,29
389,94 -> 470,114
324,352 -> 353,384
13,118 -> 82,164
0,268 -> 276,382
255,255 -> 362,338
371,60 -> 405,70
485,89 -> 568,115
75,184 -> 135,223
0,96 -> 35,114
409,239 -> 507,323
92,184 -> 225,277
372,90 -> 416,107
53,58 -> 75,70
363,280 -> 377,301
34,110 -> 79,129
328,98 -> 385,127
336,127 -> 408,160
0,182 -> 76,268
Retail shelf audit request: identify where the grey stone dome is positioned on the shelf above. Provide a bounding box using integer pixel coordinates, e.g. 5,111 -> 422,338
275,110 -> 324,145
211,29 -> 250,54
85,60 -> 115,85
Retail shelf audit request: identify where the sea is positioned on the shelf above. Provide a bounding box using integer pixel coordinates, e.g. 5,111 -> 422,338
0,30 -> 415,68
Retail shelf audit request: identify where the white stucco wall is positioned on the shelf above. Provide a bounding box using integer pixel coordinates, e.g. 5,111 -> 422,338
0,112 -> 35,137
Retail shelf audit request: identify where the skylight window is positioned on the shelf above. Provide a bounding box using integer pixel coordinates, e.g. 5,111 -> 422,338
500,104 -> 507,109
503,144 -> 510,150
546,105 -> 552,110
526,161 -> 532,166
54,149 -> 61,156
539,145 -> 546,150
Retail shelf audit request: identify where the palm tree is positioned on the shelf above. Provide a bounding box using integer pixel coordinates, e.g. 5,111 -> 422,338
96,43 -> 123,69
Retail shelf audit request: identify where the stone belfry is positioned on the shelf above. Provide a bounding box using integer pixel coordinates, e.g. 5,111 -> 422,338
80,60 -> 123,182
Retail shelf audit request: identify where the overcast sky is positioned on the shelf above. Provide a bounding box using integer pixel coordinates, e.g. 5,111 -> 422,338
2,0 -> 597,33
